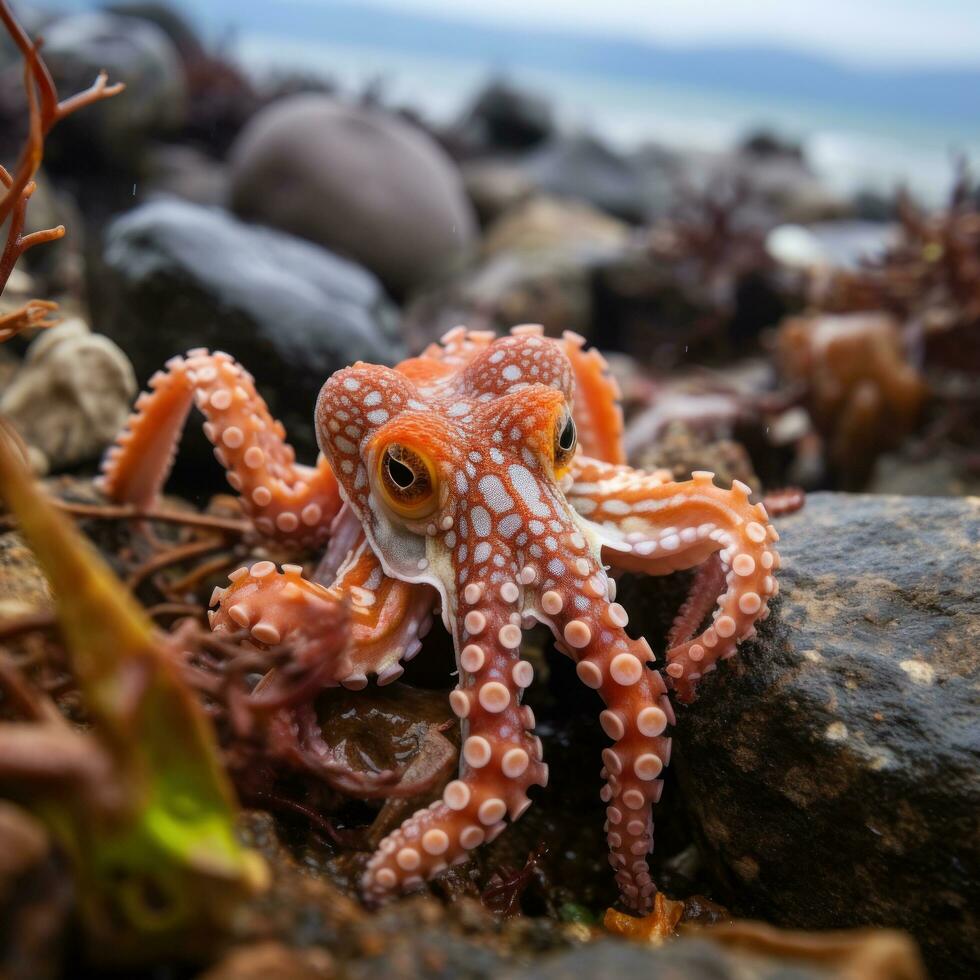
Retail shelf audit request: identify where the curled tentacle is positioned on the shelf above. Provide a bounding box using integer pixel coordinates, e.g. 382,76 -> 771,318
567,458 -> 780,701
210,560 -> 423,797
210,560 -> 355,688
99,349 -> 342,549
667,552 -> 726,649
324,536 -> 438,689
559,328 -> 626,465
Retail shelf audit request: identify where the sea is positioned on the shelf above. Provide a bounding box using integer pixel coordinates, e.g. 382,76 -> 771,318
233,34 -> 980,208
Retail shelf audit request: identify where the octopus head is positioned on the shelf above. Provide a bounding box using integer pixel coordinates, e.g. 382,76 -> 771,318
315,335 -> 595,624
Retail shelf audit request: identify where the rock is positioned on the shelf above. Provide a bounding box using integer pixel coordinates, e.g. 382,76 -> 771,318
667,493 -> 979,977
108,4 -> 261,156
200,942 -> 333,980
402,195 -> 629,350
232,811 -> 574,974
461,159 -> 535,225
739,130 -> 806,162
629,143 -> 686,222
482,196 -> 629,258
145,143 -> 230,206
633,422 -> 761,495
450,79 -> 554,154
0,318 -> 136,472
720,146 -> 849,225
94,198 -> 402,466
0,7 -> 53,73
591,205 -> 798,365
229,95 -> 476,296
0,530 -> 52,623
505,931 -> 923,980
19,169 -> 87,297
522,135 -> 647,223
868,450 -> 980,498
41,12 -> 186,171
633,140 -> 848,227
106,3 -> 206,64
402,241 -> 618,353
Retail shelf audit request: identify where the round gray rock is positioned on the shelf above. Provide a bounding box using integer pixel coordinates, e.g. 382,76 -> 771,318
229,95 -> 476,296
670,492 -> 979,978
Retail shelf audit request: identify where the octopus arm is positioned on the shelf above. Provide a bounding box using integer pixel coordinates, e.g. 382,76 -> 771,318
322,535 -> 438,689
209,560 -> 354,688
567,457 -> 780,702
559,329 -> 626,465
362,596 -> 547,902
535,568 -> 673,914
98,349 -> 342,549
209,558 -> 438,797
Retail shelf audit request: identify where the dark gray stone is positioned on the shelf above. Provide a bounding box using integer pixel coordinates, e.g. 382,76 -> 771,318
41,11 -> 186,170
669,492 -> 979,978
505,936 -> 893,980
451,79 -> 554,154
521,135 -> 647,223
95,198 -> 402,466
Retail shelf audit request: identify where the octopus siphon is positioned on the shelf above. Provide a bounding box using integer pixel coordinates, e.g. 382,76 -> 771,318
98,324 -> 780,913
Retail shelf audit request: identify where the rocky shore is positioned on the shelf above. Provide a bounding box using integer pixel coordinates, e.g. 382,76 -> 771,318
1,3 -> 977,978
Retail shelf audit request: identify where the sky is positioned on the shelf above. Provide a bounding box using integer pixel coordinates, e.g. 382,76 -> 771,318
353,0 -> 980,68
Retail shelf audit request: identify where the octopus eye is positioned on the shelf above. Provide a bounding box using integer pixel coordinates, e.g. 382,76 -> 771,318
553,411 -> 577,470
378,443 -> 438,517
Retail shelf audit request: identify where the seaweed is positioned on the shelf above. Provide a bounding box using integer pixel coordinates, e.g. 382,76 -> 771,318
0,0 -> 122,339
814,162 -> 980,375
0,422 -> 266,964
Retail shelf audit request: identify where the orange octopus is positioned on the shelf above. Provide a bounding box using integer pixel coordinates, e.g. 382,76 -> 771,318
98,324 -> 779,913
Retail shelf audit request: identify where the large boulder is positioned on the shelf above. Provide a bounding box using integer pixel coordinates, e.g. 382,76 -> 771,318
41,11 -> 186,171
663,493 -> 978,977
94,198 -> 402,467
229,95 -> 476,297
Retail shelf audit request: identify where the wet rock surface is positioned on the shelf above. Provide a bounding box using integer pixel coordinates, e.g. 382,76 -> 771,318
229,95 -> 477,296
504,933 -> 916,980
94,198 -> 403,466
664,493 -> 979,977
232,810 -> 922,980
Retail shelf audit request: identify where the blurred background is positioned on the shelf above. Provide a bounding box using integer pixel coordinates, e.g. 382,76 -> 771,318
1,0 -> 978,498
44,0 -> 980,203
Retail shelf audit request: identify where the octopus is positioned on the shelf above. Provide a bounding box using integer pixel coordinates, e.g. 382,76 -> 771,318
98,324 -> 780,913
